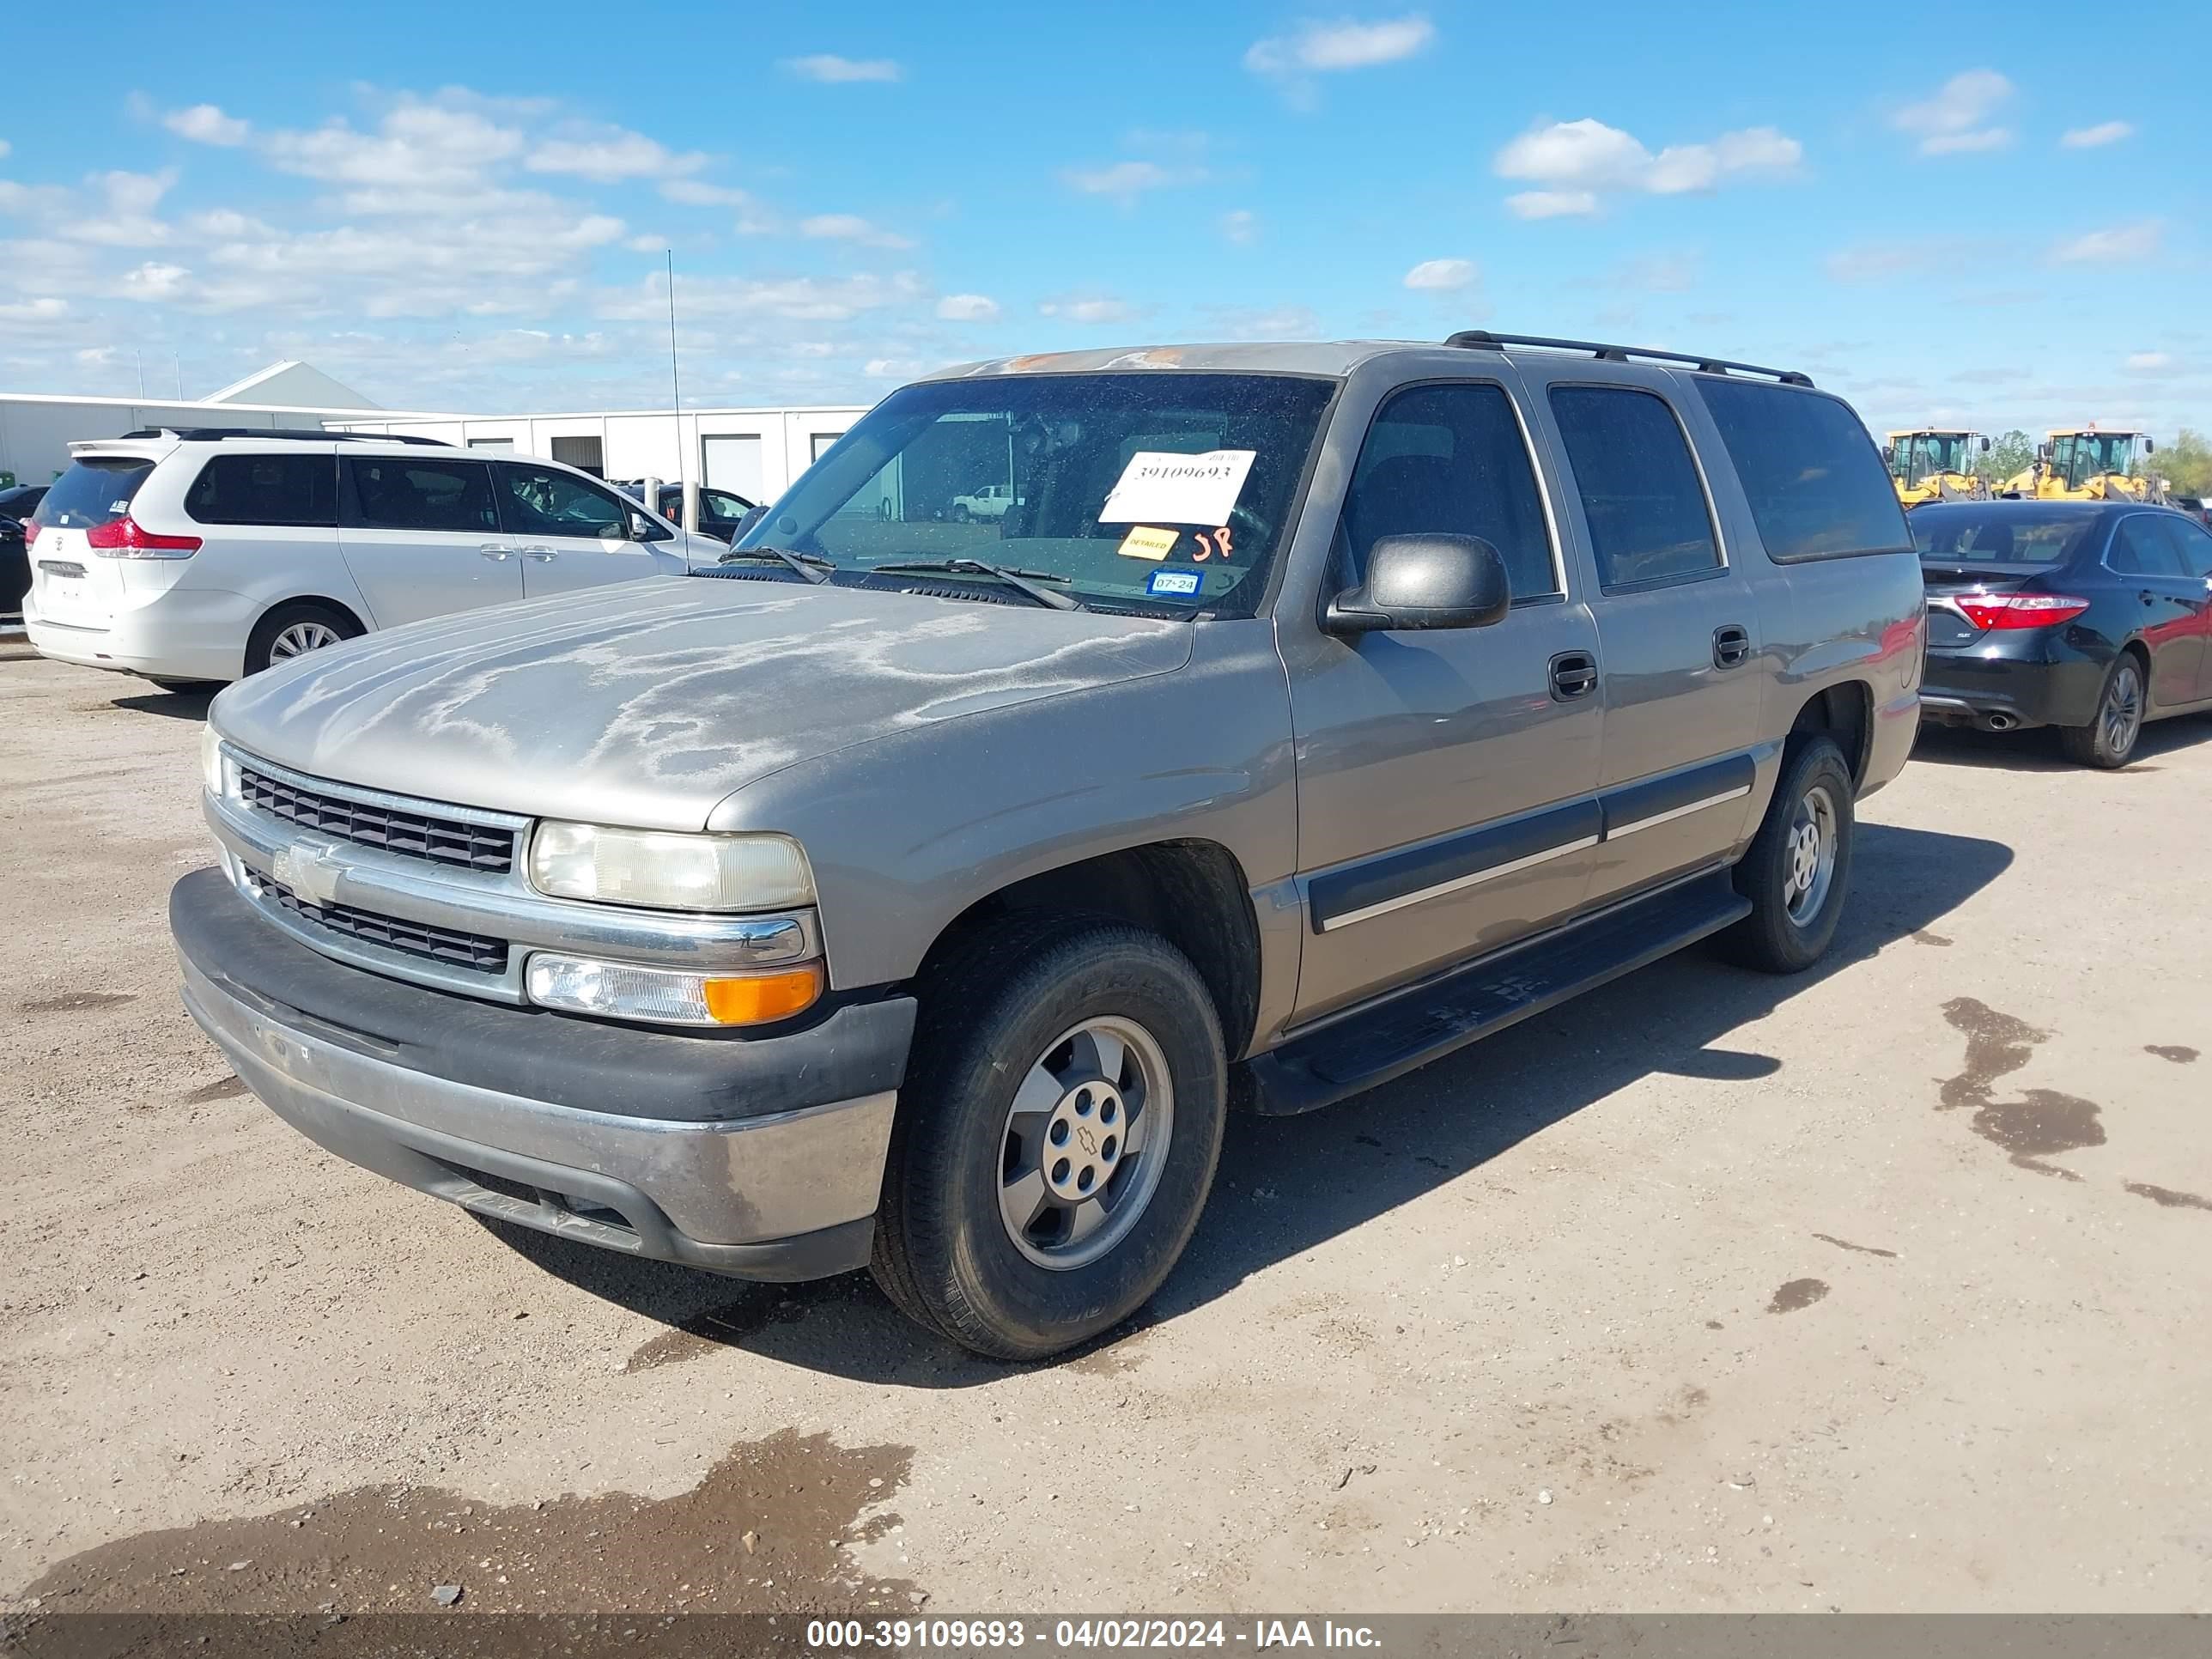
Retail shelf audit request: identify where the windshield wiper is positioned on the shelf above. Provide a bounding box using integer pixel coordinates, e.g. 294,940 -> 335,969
871,558 -> 1084,611
717,545 -> 832,583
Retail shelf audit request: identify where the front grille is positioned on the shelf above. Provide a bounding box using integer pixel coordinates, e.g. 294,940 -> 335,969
253,873 -> 509,975
240,768 -> 515,873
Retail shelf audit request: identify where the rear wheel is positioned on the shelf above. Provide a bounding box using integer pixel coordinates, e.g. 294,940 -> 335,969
245,603 -> 361,676
1723,736 -> 1855,974
2058,653 -> 2144,769
871,920 -> 1226,1360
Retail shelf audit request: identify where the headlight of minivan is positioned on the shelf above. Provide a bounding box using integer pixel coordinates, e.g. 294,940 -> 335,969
527,822 -> 815,912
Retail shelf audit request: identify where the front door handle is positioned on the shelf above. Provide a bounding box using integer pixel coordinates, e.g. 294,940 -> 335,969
1549,650 -> 1599,702
477,544 -> 514,561
1712,623 -> 1752,669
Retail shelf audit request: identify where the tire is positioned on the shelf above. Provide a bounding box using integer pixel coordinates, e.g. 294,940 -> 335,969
1723,735 -> 1856,975
2058,653 -> 2145,769
870,918 -> 1227,1360
245,602 -> 361,676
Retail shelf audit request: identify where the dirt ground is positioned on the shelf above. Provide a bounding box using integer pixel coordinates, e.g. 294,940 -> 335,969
3,643 -> 2209,1620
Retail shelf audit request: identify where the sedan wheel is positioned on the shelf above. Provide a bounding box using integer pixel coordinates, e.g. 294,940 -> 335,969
2061,655 -> 2145,768
269,621 -> 341,660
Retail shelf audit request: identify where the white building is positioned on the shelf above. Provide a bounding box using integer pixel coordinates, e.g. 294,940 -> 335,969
2,360 -> 869,504
0,361 -> 392,487
328,403 -> 869,502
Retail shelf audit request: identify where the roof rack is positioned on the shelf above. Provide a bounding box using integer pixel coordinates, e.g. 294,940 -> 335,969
108,426 -> 453,447
1443,331 -> 1814,388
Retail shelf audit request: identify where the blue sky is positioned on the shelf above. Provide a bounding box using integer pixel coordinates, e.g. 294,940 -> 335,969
1,1 -> 2203,439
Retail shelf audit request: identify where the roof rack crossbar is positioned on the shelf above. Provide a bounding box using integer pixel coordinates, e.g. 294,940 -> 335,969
109,426 -> 453,447
1442,331 -> 1813,387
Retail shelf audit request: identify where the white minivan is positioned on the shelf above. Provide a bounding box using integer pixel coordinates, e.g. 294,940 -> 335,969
23,428 -> 726,684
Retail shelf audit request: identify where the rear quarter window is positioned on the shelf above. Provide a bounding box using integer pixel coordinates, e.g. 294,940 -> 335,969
1696,380 -> 1911,562
185,453 -> 337,527
36,459 -> 155,529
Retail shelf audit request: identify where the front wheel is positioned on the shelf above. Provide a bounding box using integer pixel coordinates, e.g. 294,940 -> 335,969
871,921 -> 1227,1360
2058,653 -> 2144,769
1723,735 -> 1856,974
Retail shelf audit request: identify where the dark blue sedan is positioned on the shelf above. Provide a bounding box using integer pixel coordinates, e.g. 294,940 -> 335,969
1915,500 -> 2212,767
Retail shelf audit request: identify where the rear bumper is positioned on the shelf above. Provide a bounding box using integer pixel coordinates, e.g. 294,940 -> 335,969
1922,647 -> 2106,730
172,867 -> 913,1280
23,586 -> 258,681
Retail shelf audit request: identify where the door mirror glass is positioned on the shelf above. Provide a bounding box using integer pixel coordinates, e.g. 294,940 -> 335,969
730,504 -> 770,542
1325,533 -> 1511,635
628,509 -> 671,543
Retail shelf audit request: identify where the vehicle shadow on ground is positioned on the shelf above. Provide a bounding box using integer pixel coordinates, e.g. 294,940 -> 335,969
1911,710 -> 2211,772
489,820 -> 2013,1385
107,685 -> 219,721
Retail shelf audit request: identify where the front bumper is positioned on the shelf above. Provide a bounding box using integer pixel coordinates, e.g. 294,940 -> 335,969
173,868 -> 914,1280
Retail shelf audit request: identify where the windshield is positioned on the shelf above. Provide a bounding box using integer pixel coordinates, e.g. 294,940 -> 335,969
732,372 -> 1338,616
2052,433 -> 2136,489
1893,434 -> 1972,484
1912,507 -> 2099,563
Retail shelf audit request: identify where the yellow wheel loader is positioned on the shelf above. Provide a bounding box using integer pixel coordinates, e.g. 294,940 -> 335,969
1884,430 -> 1992,507
1998,428 -> 2168,502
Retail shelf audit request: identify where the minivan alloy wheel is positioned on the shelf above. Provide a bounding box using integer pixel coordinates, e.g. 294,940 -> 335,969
1783,783 -> 1838,927
998,1016 -> 1174,1270
269,620 -> 342,659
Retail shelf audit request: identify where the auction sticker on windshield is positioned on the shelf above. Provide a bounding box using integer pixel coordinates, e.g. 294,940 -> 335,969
1099,449 -> 1255,526
1116,526 -> 1180,562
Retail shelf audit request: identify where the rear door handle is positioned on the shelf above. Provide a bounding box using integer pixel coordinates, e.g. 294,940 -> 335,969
522,545 -> 557,561
1712,623 -> 1752,669
1549,650 -> 1599,702
478,544 -> 514,561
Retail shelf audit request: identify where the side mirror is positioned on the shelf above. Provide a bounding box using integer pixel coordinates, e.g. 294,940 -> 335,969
628,510 -> 671,543
1979,436 -> 1991,453
2143,438 -> 2155,454
1325,534 -> 1511,635
731,504 -> 770,542
1880,443 -> 1894,464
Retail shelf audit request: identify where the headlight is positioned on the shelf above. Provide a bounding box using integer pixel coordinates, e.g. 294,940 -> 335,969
525,953 -> 823,1027
200,725 -> 229,797
527,822 -> 814,912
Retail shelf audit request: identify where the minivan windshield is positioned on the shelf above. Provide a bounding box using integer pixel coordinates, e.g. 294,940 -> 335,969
732,372 -> 1338,615
36,458 -> 155,530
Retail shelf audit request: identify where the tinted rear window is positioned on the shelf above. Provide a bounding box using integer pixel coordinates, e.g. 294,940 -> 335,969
37,459 -> 155,529
185,453 -> 337,527
1696,380 -> 1910,562
342,458 -> 498,533
1911,507 -> 2100,563
1547,386 -> 1721,589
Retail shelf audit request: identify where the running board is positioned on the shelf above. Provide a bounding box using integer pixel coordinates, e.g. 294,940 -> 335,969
1246,869 -> 1751,1116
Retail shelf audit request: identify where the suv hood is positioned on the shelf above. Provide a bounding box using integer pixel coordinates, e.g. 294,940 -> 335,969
212,576 -> 1194,830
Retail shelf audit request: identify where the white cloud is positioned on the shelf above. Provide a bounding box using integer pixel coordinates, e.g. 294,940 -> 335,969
659,179 -> 753,207
1507,190 -> 1597,219
0,139 -> 10,160
117,260 -> 192,301
2047,220 -> 2163,264
1245,15 -> 1436,76
798,212 -> 915,250
1059,159 -> 1207,201
1493,118 -> 1800,214
165,104 -> 249,146
602,270 -> 924,324
65,170 -> 179,246
1403,258 -> 1477,290
863,356 -> 928,380
2124,351 -> 2172,372
1040,296 -> 1137,325
783,54 -> 902,83
1203,304 -> 1321,340
1825,240 -> 1958,283
76,345 -> 119,367
1219,208 -> 1259,245
0,296 -> 68,322
1891,70 -> 2014,156
526,129 -> 704,182
2061,120 -> 2134,149
936,293 -> 1000,322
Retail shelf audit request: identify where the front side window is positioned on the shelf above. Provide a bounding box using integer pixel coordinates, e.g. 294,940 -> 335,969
185,453 -> 337,528
497,465 -> 629,539
343,459 -> 498,533
1698,380 -> 1910,562
1336,382 -> 1558,601
2157,514 -> 2212,579
737,373 -> 1337,616
1548,386 -> 1721,588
